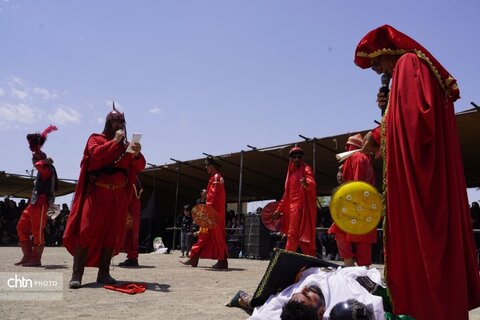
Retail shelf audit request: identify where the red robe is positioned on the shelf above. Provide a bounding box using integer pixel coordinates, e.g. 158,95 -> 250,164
189,171 -> 228,259
373,52 -> 480,319
328,146 -> 377,243
63,134 -> 146,267
277,161 -> 317,256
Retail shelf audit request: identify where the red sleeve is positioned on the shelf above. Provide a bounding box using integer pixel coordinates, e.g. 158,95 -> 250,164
351,155 -> 369,181
131,153 -> 146,173
371,126 -> 381,146
206,173 -> 222,206
87,135 -> 123,161
34,160 -> 52,180
277,182 -> 288,213
303,165 -> 316,191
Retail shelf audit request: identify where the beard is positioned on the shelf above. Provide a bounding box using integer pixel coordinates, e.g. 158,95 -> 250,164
102,121 -> 125,140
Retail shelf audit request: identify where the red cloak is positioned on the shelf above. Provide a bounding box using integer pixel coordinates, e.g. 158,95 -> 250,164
189,171 -> 228,259
63,134 -> 146,267
277,161 -> 317,256
378,53 -> 480,319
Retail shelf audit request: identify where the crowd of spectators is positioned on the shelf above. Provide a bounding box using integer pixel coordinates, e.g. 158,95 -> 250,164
0,198 -> 70,247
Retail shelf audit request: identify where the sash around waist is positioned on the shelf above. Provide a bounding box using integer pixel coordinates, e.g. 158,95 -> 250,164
95,181 -> 127,191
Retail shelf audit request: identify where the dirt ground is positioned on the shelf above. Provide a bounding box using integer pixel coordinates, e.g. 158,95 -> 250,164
0,247 -> 479,320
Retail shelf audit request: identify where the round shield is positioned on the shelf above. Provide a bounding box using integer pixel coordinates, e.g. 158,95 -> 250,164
261,201 -> 283,232
330,181 -> 382,235
125,212 -> 133,230
191,204 -> 218,228
47,204 -> 61,220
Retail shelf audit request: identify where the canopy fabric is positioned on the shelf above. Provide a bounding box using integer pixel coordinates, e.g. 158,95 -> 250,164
139,108 -> 480,205
3,109 -> 477,204
0,171 -> 77,199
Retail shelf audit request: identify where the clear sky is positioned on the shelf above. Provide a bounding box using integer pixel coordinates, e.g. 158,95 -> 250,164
1,0 -> 479,205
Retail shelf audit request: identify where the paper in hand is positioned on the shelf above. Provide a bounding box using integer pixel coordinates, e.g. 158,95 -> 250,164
126,133 -> 142,153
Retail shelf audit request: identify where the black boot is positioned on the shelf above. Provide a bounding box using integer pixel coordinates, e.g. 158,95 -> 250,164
69,247 -> 89,289
118,258 -> 139,267
180,254 -> 199,267
96,248 -> 116,284
212,259 -> 228,269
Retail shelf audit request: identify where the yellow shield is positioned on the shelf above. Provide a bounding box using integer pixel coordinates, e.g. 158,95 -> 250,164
330,181 -> 382,235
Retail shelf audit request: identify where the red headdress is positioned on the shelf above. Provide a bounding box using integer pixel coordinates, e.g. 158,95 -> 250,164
289,145 -> 304,157
354,24 -> 459,102
26,125 -> 58,156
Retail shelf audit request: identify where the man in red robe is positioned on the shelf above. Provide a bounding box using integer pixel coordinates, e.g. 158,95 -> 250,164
274,146 -> 317,257
328,134 -> 376,267
15,126 -> 58,267
119,176 -> 143,267
181,157 -> 229,269
356,25 -> 480,319
63,104 -> 146,288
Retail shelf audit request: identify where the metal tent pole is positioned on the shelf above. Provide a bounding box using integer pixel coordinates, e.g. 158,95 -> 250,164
171,159 -> 181,252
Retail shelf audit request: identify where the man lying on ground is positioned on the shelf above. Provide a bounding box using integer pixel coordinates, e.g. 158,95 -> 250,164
227,249 -> 411,320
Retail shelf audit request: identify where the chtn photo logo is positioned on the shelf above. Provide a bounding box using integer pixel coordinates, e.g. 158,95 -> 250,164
6,274 -> 59,289
7,275 -> 33,288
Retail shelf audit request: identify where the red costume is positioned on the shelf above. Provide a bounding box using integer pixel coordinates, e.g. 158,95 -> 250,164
15,125 -> 58,267
122,177 -> 143,262
328,134 -> 377,266
65,104 -> 146,288
355,25 -> 480,319
189,170 -> 229,261
277,147 -> 317,257
63,133 -> 146,267
17,161 -> 53,246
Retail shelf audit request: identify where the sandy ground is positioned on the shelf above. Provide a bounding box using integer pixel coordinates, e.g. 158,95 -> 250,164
0,247 -> 479,320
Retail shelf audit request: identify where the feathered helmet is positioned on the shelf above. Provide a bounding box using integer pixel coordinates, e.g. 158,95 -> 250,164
26,125 -> 58,159
106,101 -> 125,122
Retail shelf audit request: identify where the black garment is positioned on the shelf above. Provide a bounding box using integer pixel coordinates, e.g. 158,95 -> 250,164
31,165 -> 58,205
471,205 -> 480,229
180,215 -> 193,232
471,204 -> 480,250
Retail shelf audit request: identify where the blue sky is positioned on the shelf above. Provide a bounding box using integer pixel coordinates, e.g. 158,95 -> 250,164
1,0 -> 479,204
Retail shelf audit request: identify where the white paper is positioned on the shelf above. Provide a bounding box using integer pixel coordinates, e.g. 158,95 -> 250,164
126,133 -> 142,153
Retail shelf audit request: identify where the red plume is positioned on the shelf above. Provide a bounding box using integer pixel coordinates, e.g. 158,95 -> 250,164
41,124 -> 58,139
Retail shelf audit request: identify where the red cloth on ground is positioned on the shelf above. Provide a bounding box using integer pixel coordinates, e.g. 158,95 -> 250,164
277,161 -> 317,256
381,53 -> 480,319
63,134 -> 146,267
328,146 -> 377,245
104,283 -> 146,294
189,171 -> 228,260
